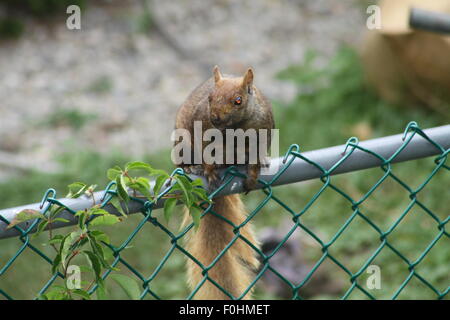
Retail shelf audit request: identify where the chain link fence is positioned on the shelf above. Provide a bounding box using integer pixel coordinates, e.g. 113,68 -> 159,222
0,122 -> 449,300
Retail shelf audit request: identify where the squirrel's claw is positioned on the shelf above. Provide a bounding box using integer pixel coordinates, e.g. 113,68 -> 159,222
185,165 -> 204,175
206,168 -> 222,191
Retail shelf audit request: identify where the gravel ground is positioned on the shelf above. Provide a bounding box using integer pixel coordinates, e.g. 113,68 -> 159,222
0,0 -> 365,178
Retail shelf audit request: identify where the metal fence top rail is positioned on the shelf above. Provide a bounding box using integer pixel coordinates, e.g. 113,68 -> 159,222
410,7 -> 450,34
0,124 -> 449,240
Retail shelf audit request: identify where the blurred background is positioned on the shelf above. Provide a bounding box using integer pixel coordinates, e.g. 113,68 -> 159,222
0,0 -> 448,299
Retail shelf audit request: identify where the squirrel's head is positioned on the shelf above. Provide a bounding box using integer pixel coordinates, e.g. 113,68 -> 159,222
208,65 -> 254,129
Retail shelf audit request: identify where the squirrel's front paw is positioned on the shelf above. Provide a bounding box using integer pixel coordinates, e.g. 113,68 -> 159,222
205,168 -> 222,191
186,165 -> 204,175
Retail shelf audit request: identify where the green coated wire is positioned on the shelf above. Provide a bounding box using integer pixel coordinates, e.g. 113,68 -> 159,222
0,123 -> 448,300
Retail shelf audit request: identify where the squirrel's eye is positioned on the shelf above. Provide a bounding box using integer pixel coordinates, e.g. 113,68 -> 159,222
234,96 -> 242,106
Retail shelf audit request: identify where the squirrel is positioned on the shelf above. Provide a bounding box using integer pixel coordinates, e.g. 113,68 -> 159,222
174,65 -> 275,299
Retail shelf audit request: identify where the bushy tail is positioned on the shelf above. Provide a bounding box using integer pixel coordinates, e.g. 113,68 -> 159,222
183,194 -> 260,300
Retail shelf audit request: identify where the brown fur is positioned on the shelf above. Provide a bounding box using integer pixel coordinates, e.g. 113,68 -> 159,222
175,66 -> 274,188
182,195 -> 260,299
175,66 -> 274,299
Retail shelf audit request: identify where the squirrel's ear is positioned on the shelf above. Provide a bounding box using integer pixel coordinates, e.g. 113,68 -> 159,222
242,68 -> 254,94
213,65 -> 222,84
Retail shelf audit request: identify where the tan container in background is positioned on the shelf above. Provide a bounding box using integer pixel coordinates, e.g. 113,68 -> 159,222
361,0 -> 450,115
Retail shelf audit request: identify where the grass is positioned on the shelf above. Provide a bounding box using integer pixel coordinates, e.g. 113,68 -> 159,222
0,47 -> 448,300
0,17 -> 24,39
0,0 -> 86,39
41,108 -> 97,130
87,76 -> 114,95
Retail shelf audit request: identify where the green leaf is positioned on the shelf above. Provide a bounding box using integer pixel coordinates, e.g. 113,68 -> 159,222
49,206 -> 65,219
60,233 -> 75,269
74,210 -> 84,216
72,289 -> 91,300
78,265 -> 93,273
96,279 -> 108,300
49,234 -> 64,245
175,175 -> 193,206
83,250 -> 102,280
107,166 -> 122,181
109,274 -> 141,300
136,177 -> 150,189
103,246 -> 115,262
89,230 -> 110,244
89,237 -> 110,269
192,187 -> 209,201
116,175 -> 130,204
67,182 -> 88,199
89,208 -> 109,216
177,175 -> 193,191
53,218 -> 70,223
52,253 -> 62,274
69,229 -> 83,244
190,205 -> 202,229
191,178 -> 204,187
7,209 -> 45,229
109,196 -> 126,217
76,210 -> 88,228
58,233 -> 68,254
77,237 -> 89,248
151,169 -> 170,177
90,214 -> 120,227
125,161 -> 153,173
32,220 -> 49,238
153,174 -> 169,195
45,287 -> 68,300
128,177 -> 152,199
163,198 -> 177,222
